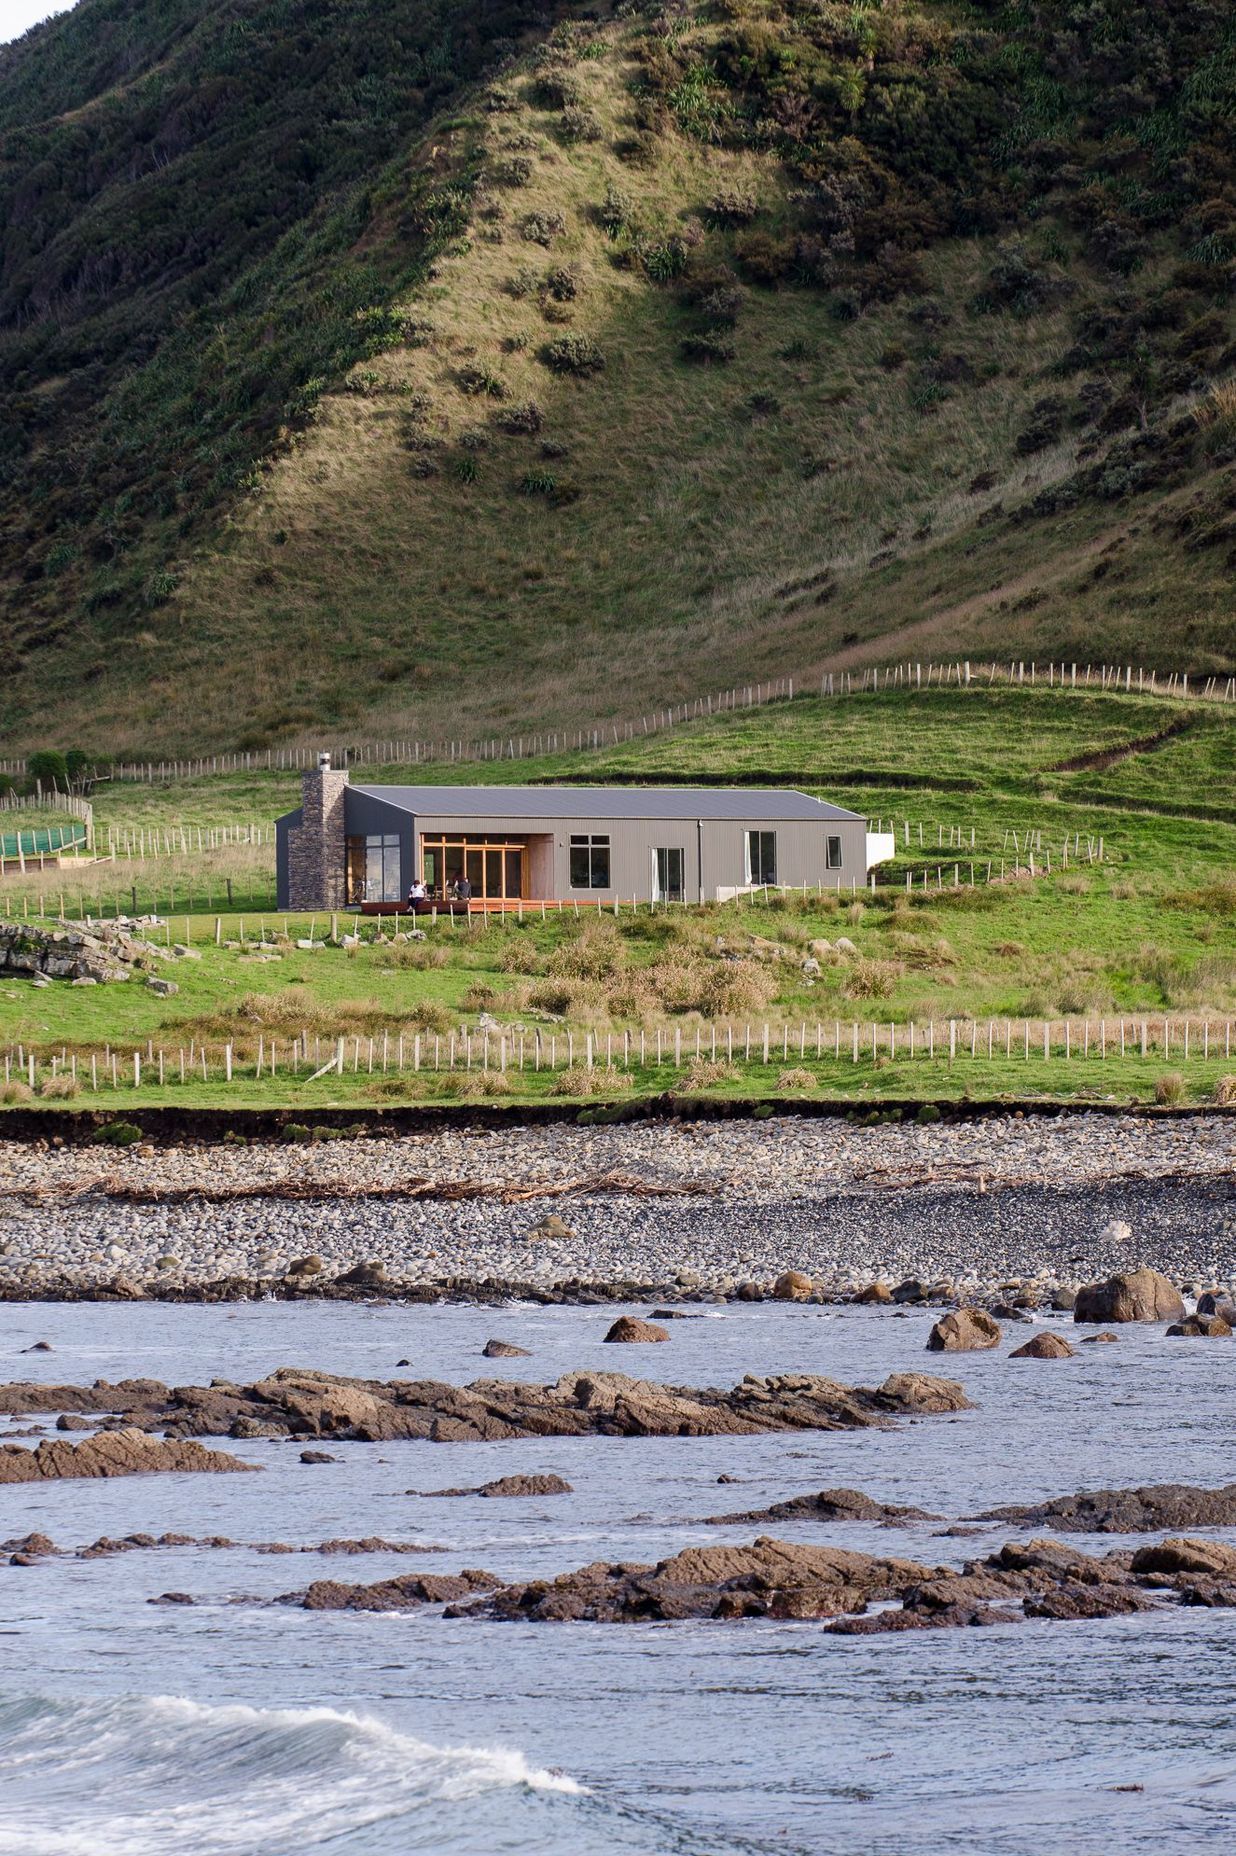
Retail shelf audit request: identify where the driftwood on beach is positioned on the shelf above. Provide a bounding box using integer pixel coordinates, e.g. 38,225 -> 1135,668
0,1170 -> 719,1208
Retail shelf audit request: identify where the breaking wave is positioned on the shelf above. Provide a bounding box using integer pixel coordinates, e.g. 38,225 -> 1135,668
0,1693 -> 588,1855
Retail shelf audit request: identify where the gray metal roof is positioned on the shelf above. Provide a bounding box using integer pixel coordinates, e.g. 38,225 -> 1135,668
349,783 -> 862,822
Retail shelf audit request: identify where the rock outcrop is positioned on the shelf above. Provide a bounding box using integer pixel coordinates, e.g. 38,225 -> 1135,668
974,1483 -> 1236,1533
927,1308 -> 1002,1352
0,1366 -> 974,1444
1073,1268 -> 1185,1323
297,1568 -> 499,1612
0,918 -> 159,984
1166,1313 -> 1232,1338
0,1428 -> 254,1482
450,1533 -> 1236,1627
705,1487 -> 941,1527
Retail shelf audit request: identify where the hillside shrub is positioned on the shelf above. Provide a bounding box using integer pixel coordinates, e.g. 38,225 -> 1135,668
493,399 -> 544,434
599,185 -> 635,237
520,209 -> 567,246
680,331 -> 735,365
707,188 -> 757,226
544,266 -> 578,301
26,749 -> 69,792
542,334 -> 605,375
492,155 -> 534,187
558,106 -> 602,143
456,364 -> 506,399
90,1120 -> 143,1147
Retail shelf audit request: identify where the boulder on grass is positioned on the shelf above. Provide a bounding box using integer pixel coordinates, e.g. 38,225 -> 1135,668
1073,1268 -> 1185,1324
1008,1332 -> 1075,1360
603,1317 -> 669,1344
926,1308 -> 1001,1353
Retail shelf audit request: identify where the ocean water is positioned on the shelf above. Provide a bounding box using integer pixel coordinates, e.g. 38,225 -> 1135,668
1,1298 -> 1233,1855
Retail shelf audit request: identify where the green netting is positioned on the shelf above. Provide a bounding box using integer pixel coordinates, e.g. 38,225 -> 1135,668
0,822 -> 89,858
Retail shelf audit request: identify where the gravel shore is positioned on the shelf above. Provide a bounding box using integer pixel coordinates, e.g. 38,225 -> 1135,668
0,1113 -> 1232,1300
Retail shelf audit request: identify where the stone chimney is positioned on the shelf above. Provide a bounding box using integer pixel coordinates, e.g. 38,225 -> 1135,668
286,751 -> 349,908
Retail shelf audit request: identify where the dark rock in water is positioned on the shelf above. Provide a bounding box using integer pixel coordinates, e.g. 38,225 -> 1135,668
482,1339 -> 531,1358
854,1281 -> 892,1305
648,1310 -> 701,1321
453,1532 -> 1224,1629
1074,1268 -> 1184,1324
736,1282 -> 763,1302
927,1308 -> 1001,1352
0,1429 -> 254,1483
1008,1333 -> 1075,1360
974,1483 -> 1236,1533
1197,1291 -> 1236,1321
704,1487 -> 942,1527
1166,1313 -> 1232,1338
149,1592 -> 195,1606
604,1317 -> 669,1343
716,1474 -> 741,1485
417,1474 -> 573,1499
1051,1289 -> 1078,1312
298,1568 -> 499,1612
55,1413 -> 92,1430
22,1341 -> 53,1353
891,1280 -> 928,1305
1080,1332 -> 1119,1344
300,1450 -> 337,1464
0,1365 -> 972,1443
989,1303 -> 1033,1324
396,1358 -> 411,1367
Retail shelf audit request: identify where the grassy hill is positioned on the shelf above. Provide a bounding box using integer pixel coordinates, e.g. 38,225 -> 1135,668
2,0 -> 1235,755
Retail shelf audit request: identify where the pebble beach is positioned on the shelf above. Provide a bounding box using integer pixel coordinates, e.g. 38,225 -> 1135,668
1,1111 -> 1232,1300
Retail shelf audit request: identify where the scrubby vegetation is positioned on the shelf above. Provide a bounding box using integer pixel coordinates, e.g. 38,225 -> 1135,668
0,0 -> 1233,753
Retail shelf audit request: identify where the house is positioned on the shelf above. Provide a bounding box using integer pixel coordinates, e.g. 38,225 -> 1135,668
275,755 -> 875,910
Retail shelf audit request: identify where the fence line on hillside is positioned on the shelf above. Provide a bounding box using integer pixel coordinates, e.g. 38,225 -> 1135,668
5,1012 -> 1232,1098
0,656 -> 1230,784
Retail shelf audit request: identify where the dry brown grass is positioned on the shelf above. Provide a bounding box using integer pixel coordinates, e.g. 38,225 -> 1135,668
776,1067 -> 816,1089
681,1059 -> 738,1089
1154,1070 -> 1186,1105
552,1063 -> 634,1097
0,1080 -> 32,1104
440,1070 -> 514,1097
841,957 -> 902,1000
38,1075 -> 80,1099
1213,1074 -> 1236,1107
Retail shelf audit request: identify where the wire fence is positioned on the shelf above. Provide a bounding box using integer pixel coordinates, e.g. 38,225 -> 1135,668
0,657 -> 1230,785
6,1012 -> 1233,1098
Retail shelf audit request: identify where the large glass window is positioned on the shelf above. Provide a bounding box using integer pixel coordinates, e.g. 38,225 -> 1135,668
418,836 -> 525,902
653,846 -> 685,902
827,834 -> 843,870
346,833 -> 401,903
569,834 -> 610,889
745,829 -> 777,885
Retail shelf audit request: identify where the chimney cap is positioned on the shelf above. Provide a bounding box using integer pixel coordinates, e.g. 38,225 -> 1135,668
317,750 -> 331,770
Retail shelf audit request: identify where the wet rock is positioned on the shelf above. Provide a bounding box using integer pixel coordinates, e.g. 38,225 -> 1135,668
481,1339 -> 531,1358
1051,1289 -> 1077,1312
418,1474 -> 573,1499
891,1280 -> 928,1304
22,1341 -> 53,1353
1008,1333 -> 1075,1360
974,1483 -> 1236,1533
927,1308 -> 1001,1352
603,1317 -> 669,1343
1197,1292 -> 1236,1320
873,1373 -> 973,1414
299,1450 -> 337,1465
285,1256 -> 325,1277
772,1271 -> 813,1302
298,1568 -> 499,1612
55,1413 -> 92,1430
0,1429 -> 254,1482
150,1592 -> 195,1606
1130,1537 -> 1236,1579
705,1487 -> 942,1527
1166,1313 -> 1232,1338
854,1281 -> 892,1305
1080,1331 -> 1119,1344
1073,1267 -> 1184,1324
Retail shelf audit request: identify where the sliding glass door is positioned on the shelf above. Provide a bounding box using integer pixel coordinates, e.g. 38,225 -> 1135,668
652,846 -> 685,903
